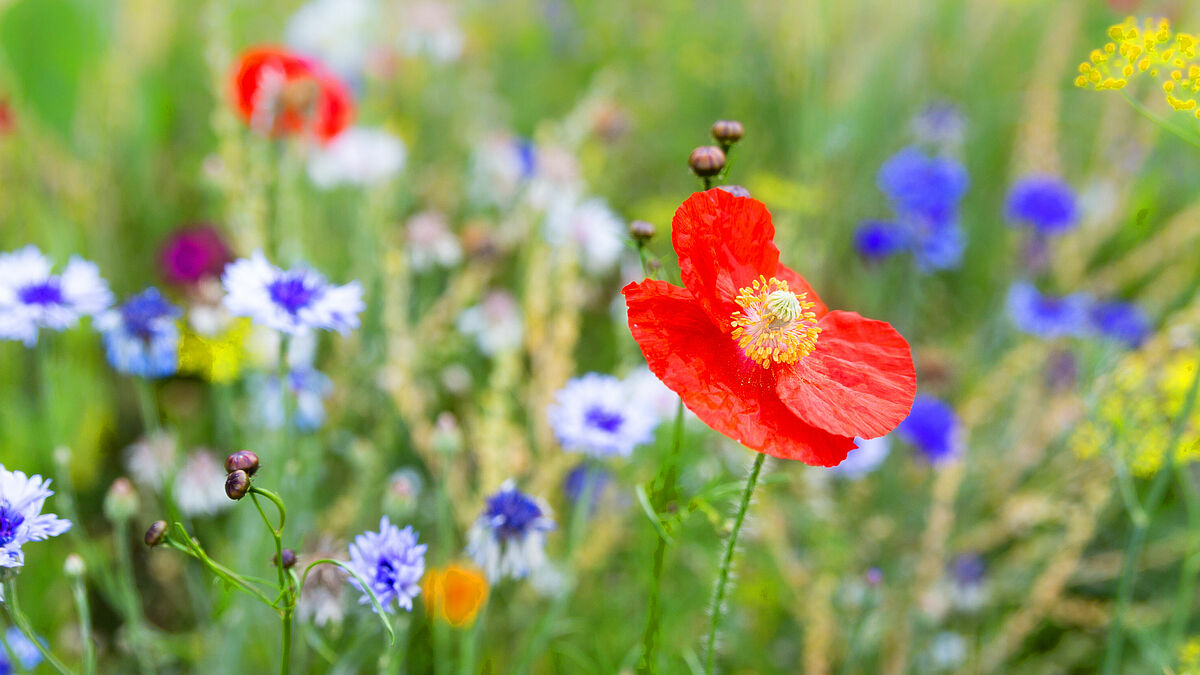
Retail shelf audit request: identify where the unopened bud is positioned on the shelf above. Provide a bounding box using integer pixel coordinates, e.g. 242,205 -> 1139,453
225,470 -> 250,501
688,146 -> 725,178
718,185 -> 751,198
64,553 -> 86,578
629,220 -> 656,242
104,477 -> 140,523
274,549 -> 298,569
144,520 -> 168,547
225,450 -> 260,476
711,120 -> 744,146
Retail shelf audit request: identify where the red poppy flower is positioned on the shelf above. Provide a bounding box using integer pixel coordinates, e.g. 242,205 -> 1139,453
231,47 -> 353,142
622,189 -> 916,466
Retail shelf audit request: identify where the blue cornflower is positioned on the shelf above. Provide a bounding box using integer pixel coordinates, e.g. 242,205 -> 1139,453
877,147 -> 969,224
254,368 -> 334,431
0,245 -> 112,346
1005,175 -> 1078,235
909,217 -> 965,271
1006,281 -> 1093,339
1090,300 -> 1151,348
222,251 -> 363,336
0,465 -> 72,568
548,373 -> 659,458
910,102 -> 966,150
0,627 -> 41,674
896,395 -> 963,465
346,516 -> 427,613
96,288 -> 181,378
832,435 -> 891,480
466,480 -> 555,582
854,221 -> 908,261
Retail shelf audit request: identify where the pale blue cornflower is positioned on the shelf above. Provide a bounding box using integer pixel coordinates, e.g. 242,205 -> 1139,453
466,481 -> 555,582
0,465 -> 72,569
222,251 -> 364,336
832,436 -> 892,480
1005,281 -> 1093,339
346,516 -> 427,613
0,245 -> 112,346
96,288 -> 181,379
548,373 -> 659,459
253,367 -> 334,431
0,626 -> 41,674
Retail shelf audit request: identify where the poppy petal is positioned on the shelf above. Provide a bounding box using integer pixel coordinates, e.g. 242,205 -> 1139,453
673,189 -> 782,329
623,279 -> 857,465
776,310 -> 916,439
774,263 -> 828,318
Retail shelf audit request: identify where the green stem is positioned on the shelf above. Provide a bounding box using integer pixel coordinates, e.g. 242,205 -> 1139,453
2,578 -> 73,675
112,520 -> 154,674
638,401 -> 686,674
1102,362 -> 1200,674
69,571 -> 94,675
704,452 -> 766,675
249,488 -> 292,675
134,379 -> 160,433
1168,458 -> 1200,648
166,531 -> 276,608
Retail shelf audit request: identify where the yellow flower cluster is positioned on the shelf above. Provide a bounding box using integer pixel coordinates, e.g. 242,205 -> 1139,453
1069,348 -> 1200,477
178,318 -> 251,383
1181,636 -> 1200,675
1076,17 -> 1200,118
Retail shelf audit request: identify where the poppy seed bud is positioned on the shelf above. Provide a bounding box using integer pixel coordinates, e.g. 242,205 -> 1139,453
711,120 -> 744,146
225,470 -> 250,501
225,450 -> 260,476
688,146 -> 726,178
145,520 -> 168,547
274,549 -> 298,569
629,220 -> 656,242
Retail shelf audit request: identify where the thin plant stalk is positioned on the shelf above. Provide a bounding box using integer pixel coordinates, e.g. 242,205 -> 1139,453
134,379 -> 160,433
704,452 -> 767,675
1,578 -> 72,675
113,520 -> 155,674
70,568 -> 95,675
249,486 -> 294,675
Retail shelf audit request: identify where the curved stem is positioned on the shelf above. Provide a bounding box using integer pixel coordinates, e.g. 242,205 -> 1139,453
704,452 -> 766,675
166,532 -> 276,608
250,486 -> 287,533
69,571 -> 94,675
2,578 -> 73,675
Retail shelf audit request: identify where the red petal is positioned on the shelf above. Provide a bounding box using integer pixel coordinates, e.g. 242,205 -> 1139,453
230,46 -> 354,142
623,280 -> 857,466
775,311 -> 916,439
673,189 -> 781,329
774,263 -> 828,318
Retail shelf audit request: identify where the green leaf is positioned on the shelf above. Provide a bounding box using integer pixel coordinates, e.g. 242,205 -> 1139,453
0,0 -> 104,142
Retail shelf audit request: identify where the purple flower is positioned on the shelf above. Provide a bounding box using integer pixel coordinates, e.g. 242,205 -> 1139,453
896,395 -> 963,465
158,225 -> 232,285
0,465 -> 72,568
1090,300 -> 1151,348
877,147 -> 968,224
854,221 -> 908,260
548,373 -> 659,458
1006,281 -> 1092,339
222,251 -> 364,336
346,516 -> 427,613
466,480 -> 555,582
1005,175 -> 1078,234
0,246 -> 112,346
96,288 -> 181,378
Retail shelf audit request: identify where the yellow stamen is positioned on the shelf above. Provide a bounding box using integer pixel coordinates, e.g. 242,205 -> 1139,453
729,276 -> 820,369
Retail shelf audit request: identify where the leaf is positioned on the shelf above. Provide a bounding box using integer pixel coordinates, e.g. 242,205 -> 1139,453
635,483 -> 674,545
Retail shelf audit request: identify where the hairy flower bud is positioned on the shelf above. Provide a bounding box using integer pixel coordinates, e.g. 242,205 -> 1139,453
629,220 -> 656,242
711,119 -> 744,146
103,477 -> 140,523
225,470 -> 250,501
688,146 -> 726,178
224,450 -> 260,476
144,520 -> 168,547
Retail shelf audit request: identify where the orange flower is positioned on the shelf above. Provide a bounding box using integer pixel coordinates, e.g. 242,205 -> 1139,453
423,563 -> 489,627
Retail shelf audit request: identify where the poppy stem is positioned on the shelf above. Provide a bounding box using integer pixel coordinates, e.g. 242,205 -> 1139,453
704,452 -> 766,675
637,401 -> 685,674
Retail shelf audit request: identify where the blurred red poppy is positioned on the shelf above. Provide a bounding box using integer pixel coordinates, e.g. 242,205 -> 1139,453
623,189 -> 916,466
231,47 -> 353,142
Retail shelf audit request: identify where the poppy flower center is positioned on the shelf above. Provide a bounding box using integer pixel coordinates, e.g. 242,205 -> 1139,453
730,276 -> 820,369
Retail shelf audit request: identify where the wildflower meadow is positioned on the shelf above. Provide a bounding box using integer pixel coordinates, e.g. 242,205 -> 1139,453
3,0 -> 1200,673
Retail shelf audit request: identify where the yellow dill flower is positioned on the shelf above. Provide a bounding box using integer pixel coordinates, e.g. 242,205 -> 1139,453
1077,17 -> 1200,115
1068,422 -> 1104,459
1180,636 -> 1200,675
1130,436 -> 1165,477
178,318 -> 251,383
